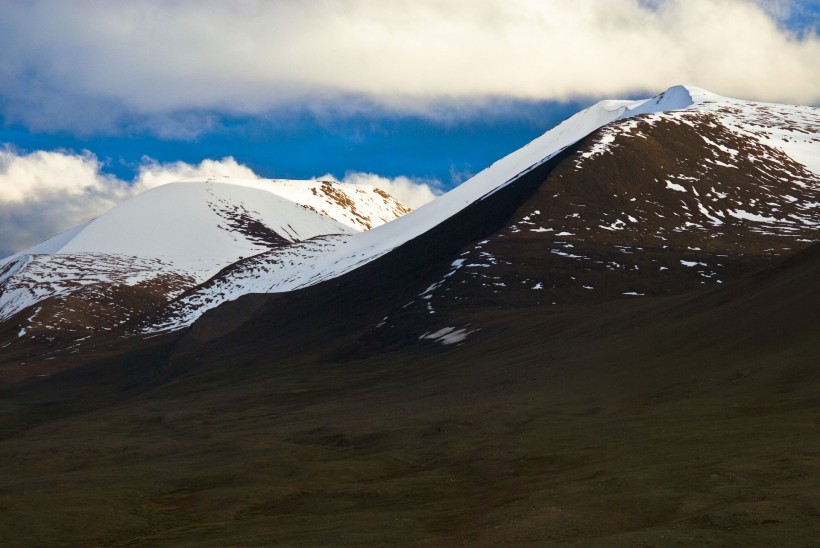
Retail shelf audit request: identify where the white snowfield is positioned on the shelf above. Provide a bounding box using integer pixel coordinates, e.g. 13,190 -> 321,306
0,179 -> 408,325
47,182 -> 355,273
2,85 -> 819,339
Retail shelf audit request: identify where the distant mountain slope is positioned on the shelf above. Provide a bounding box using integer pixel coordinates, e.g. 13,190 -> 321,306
0,179 -> 410,355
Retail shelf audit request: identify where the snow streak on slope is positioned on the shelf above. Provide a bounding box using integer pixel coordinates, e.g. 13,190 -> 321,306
0,254 -> 196,343
150,86 -> 708,332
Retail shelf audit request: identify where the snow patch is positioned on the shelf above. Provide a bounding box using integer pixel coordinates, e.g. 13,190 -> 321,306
419,326 -> 477,345
726,209 -> 780,223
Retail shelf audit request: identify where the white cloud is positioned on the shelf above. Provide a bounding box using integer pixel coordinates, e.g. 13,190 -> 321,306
0,0 -> 817,133
0,148 -> 126,257
0,148 -> 127,204
327,172 -> 443,209
134,157 -> 258,191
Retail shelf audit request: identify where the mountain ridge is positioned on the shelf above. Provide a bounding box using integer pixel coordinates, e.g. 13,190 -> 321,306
163,86 -> 820,359
1,85 -> 818,376
144,85 -> 710,333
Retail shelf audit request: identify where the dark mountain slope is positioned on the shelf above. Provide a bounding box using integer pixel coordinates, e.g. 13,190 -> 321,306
406,109 -> 820,311
674,240 -> 820,351
169,145 -> 578,362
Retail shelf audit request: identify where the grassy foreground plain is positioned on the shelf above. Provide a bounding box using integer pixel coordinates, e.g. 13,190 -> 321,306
1,244 -> 819,546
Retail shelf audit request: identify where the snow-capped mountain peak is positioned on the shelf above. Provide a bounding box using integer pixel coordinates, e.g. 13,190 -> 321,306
0,178 -> 412,345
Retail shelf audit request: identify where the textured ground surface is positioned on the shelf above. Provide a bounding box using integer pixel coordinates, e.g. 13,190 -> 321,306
0,245 -> 818,547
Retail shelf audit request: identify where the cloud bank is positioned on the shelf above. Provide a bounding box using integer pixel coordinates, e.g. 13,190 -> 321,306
0,0 -> 817,134
0,149 -> 129,258
0,149 -> 440,257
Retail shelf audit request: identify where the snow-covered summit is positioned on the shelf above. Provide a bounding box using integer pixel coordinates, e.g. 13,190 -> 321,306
30,182 -> 352,272
0,178 -> 412,334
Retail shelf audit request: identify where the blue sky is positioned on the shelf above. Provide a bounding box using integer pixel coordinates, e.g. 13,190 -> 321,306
1,0 -> 819,255
0,99 -> 584,185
